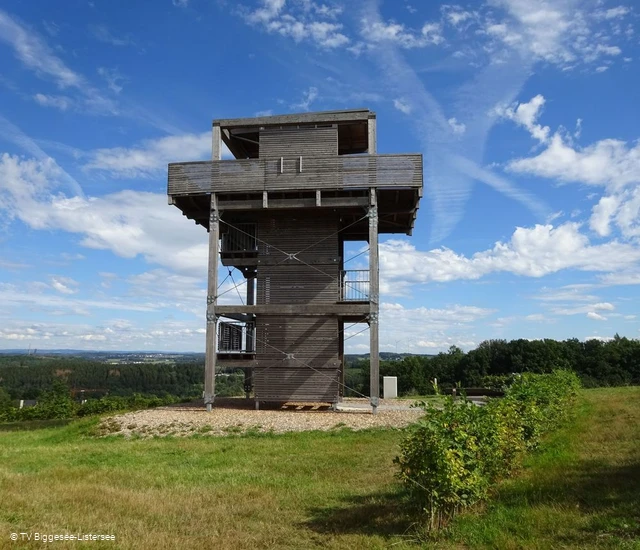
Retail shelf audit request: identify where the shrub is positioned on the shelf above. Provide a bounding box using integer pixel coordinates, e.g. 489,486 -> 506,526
395,370 -> 581,533
0,389 -> 180,422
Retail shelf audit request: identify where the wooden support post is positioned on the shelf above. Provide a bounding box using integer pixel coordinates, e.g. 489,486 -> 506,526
368,115 -> 377,154
212,124 -> 221,161
204,194 -> 219,412
369,189 -> 379,414
245,273 -> 255,399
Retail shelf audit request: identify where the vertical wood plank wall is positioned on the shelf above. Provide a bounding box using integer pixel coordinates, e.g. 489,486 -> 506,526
254,211 -> 341,401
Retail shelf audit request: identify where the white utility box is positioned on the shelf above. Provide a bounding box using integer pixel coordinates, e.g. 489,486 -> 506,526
383,376 -> 398,399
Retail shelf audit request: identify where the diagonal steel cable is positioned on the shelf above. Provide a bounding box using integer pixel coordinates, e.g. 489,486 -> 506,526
216,277 -> 247,300
219,217 -> 369,299
228,268 -> 245,305
292,213 -> 369,255
344,247 -> 369,265
250,326 -> 371,400
223,320 -> 371,400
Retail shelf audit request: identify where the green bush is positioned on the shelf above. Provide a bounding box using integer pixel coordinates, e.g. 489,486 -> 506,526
395,370 -> 581,533
0,388 -> 181,423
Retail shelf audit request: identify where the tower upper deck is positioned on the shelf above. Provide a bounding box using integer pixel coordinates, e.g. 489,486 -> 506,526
167,108 -> 422,235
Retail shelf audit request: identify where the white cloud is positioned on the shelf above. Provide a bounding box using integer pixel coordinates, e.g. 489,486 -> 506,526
0,260 -> 30,269
51,276 -> 79,295
524,313 -> 545,321
447,117 -> 466,136
494,94 -> 550,143
0,10 -> 83,88
0,318 -> 208,350
244,0 -> 349,48
594,6 -> 631,20
0,282 -> 160,316
499,96 -> 640,243
60,252 -> 86,261
89,25 -> 134,47
0,154 -> 209,275
535,284 -> 599,303
97,67 -> 125,94
360,18 -> 444,48
554,301 -> 615,315
0,12 -> 119,116
33,93 -> 71,111
590,194 -> 620,236
442,6 -> 475,27
84,132 -> 214,178
372,302 -> 493,353
380,222 -> 640,290
507,134 -> 640,190
393,98 -> 412,114
599,272 -> 640,286
290,86 -> 318,111
587,311 -> 607,321
483,0 -> 628,69
591,187 -> 640,240
173,0 -> 189,6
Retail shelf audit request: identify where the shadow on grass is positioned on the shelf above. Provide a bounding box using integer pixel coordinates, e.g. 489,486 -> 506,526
493,459 -> 640,544
303,489 -> 418,540
0,418 -> 73,432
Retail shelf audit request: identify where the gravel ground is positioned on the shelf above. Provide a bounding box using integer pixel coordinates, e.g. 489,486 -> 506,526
99,397 -> 425,438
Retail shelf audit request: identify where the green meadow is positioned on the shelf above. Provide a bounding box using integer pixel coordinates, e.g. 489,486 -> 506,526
1,387 -> 638,549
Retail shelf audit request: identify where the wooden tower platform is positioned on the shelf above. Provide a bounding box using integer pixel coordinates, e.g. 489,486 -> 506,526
167,109 -> 422,412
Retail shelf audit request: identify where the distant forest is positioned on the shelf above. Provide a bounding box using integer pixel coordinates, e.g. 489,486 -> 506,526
1,336 -> 639,401
344,336 -> 640,396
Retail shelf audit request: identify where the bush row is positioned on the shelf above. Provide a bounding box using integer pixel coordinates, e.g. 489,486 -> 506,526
394,370 -> 581,533
0,382 -> 182,422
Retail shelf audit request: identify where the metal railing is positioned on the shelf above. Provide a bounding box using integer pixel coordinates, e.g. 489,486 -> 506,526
217,321 -> 256,353
340,270 -> 370,302
221,223 -> 257,254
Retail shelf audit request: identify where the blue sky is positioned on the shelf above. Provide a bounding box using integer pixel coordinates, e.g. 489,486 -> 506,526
0,0 -> 638,353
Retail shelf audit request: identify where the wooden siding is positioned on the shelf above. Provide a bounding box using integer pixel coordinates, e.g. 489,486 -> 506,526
253,368 -> 339,401
259,127 -> 338,159
255,317 -> 338,365
254,316 -> 340,401
251,213 -> 342,402
257,266 -> 339,305
256,213 -> 339,305
256,213 -> 339,261
168,154 -> 422,195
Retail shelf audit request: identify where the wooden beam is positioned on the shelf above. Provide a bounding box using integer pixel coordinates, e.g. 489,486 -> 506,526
218,312 -> 253,322
215,109 -> 372,129
204,194 -> 219,411
216,359 -> 259,369
369,189 -> 380,414
256,256 -> 339,266
217,196 -> 369,211
216,304 -> 369,316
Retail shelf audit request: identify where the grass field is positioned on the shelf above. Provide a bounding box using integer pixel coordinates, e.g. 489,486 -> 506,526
1,387 -> 639,549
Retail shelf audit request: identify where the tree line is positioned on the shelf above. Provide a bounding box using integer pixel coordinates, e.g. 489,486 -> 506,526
1,335 -> 639,402
346,335 -> 640,397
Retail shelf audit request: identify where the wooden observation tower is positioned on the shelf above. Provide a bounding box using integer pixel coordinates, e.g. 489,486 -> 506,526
167,109 -> 422,412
